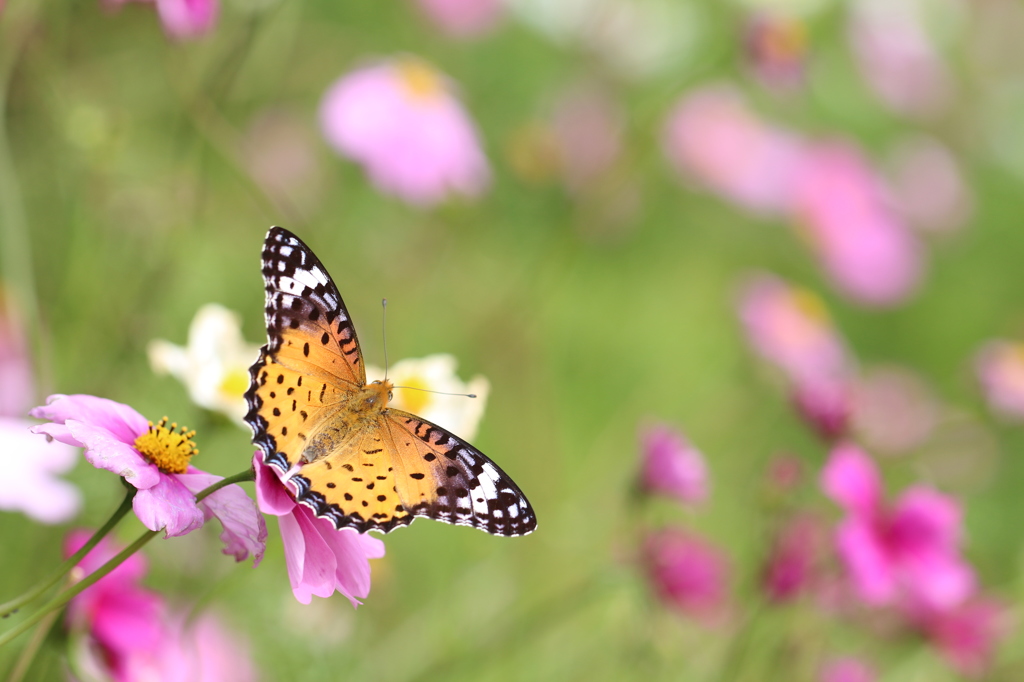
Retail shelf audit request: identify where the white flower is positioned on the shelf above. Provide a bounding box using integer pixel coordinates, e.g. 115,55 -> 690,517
366,354 -> 490,441
148,304 -> 260,425
1,417 -> 81,524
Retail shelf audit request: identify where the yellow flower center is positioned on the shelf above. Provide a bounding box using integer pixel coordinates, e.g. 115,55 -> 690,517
218,367 -> 251,401
133,417 -> 199,475
394,375 -> 431,416
397,58 -> 444,101
792,288 -> 829,324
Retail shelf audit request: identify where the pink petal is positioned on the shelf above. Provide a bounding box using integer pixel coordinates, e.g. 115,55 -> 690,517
901,549 -> 975,611
30,394 -> 149,445
154,0 -> 218,39
278,506 -> 338,604
177,469 -> 267,565
253,452 -> 296,516
890,487 -> 962,553
61,420 -> 160,489
133,474 -> 206,537
820,657 -> 876,682
91,588 -> 165,657
835,518 -> 896,606
315,520 -> 386,607
821,443 -> 881,517
639,423 -> 708,505
0,417 -> 82,524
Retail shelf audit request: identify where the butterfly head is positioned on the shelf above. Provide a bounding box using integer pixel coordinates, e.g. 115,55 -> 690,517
360,379 -> 395,412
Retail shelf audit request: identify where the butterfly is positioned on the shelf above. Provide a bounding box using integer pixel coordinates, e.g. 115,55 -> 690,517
244,227 -> 537,537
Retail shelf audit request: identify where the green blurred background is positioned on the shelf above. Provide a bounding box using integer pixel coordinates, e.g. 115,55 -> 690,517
3,0 -> 1024,679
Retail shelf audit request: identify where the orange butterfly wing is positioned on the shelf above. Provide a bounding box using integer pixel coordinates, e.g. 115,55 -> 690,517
291,411 -> 536,536
246,227 -> 537,537
244,227 -> 366,472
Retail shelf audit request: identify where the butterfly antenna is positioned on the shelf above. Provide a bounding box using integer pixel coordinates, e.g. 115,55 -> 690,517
391,385 -> 477,399
382,298 -> 389,382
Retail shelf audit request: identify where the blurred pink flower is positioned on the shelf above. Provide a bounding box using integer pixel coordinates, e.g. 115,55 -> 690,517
320,57 -> 490,207
643,528 -> 729,623
551,85 -> 624,193
254,453 -> 385,606
765,453 -> 804,493
887,136 -> 972,234
413,0 -> 504,38
762,514 -> 825,603
851,365 -> 939,455
0,296 -> 34,418
638,422 -> 708,506
103,0 -> 218,40
847,0 -> 952,117
910,597 -> 1008,679
738,273 -> 851,385
793,378 -> 852,440
66,531 -> 257,681
975,340 -> 1024,420
744,13 -> 808,91
663,85 -> 804,215
32,395 -> 265,563
820,657 -> 877,682
821,443 -> 974,610
65,530 -> 165,682
0,417 -> 81,524
791,143 -> 923,307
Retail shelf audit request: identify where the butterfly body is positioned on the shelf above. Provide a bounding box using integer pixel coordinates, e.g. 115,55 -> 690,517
245,227 -> 537,537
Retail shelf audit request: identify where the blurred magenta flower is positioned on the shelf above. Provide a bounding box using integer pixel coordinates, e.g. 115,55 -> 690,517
762,514 -> 825,602
887,135 -> 972,235
254,453 -> 385,606
910,597 -> 1008,679
851,365 -> 939,455
791,143 -> 923,307
975,340 -> 1024,420
821,443 -> 974,610
638,422 -> 708,506
65,530 -> 165,682
642,528 -> 729,623
413,0 -> 504,38
32,395 -> 265,563
551,84 -> 625,193
0,417 -> 81,524
0,295 -> 34,418
738,273 -> 853,436
744,13 -> 808,90
320,57 -> 490,207
847,0 -> 952,117
104,0 -> 218,40
66,531 -> 257,681
820,657 -> 876,682
663,85 -> 804,215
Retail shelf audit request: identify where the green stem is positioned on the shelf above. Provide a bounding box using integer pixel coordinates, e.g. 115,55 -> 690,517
5,608 -> 58,682
0,489 -> 136,619
0,467 -> 256,650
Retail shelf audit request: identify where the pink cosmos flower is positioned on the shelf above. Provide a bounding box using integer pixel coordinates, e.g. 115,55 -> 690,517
638,422 -> 708,506
975,340 -> 1024,420
663,85 -> 804,215
851,365 -> 939,455
821,443 -> 974,610
738,273 -> 854,437
847,0 -> 952,118
413,0 -> 504,38
887,136 -> 972,235
642,528 -> 729,623
820,657 -> 876,682
66,531 -> 257,681
790,143 -> 923,307
104,0 -> 218,40
254,453 -> 385,606
551,84 -> 624,193
0,296 -> 34,418
909,596 -> 1008,679
762,514 -> 825,603
320,57 -> 490,207
31,394 -> 265,562
0,417 -> 81,523
65,530 -> 165,682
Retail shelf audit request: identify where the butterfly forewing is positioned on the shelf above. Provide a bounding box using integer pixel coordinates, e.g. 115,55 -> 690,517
246,226 -> 537,537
